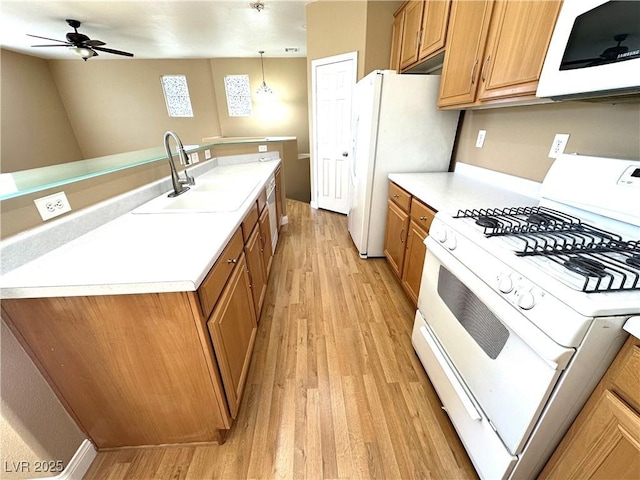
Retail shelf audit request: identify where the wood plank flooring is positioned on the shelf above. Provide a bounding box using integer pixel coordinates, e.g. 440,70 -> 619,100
84,200 -> 477,479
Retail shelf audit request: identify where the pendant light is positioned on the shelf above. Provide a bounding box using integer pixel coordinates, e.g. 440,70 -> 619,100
256,51 -> 274,96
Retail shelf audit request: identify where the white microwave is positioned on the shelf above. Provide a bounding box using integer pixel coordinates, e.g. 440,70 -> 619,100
537,0 -> 640,102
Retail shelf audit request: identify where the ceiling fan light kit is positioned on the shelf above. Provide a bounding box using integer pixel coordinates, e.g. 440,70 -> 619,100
28,19 -> 134,60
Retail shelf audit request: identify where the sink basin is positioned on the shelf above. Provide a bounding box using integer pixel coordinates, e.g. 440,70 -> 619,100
132,179 -> 259,214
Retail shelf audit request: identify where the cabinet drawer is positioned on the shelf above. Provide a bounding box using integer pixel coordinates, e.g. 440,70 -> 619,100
611,344 -> 640,414
241,202 -> 259,243
198,229 -> 244,318
410,198 -> 436,232
389,182 -> 411,212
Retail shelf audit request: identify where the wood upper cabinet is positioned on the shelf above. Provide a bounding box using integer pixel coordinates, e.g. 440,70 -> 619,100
390,9 -> 405,71
418,0 -> 452,61
399,1 -> 425,70
438,0 -> 561,109
207,252 -> 257,419
438,0 -> 494,107
540,335 -> 640,479
392,1 -> 452,72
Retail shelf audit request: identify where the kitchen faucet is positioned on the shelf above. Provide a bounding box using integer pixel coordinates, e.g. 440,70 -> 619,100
163,131 -> 195,197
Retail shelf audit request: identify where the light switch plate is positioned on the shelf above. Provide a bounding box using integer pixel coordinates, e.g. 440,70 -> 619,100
205,149 -> 211,160
189,152 -> 199,164
258,145 -> 268,153
476,130 -> 487,148
548,133 -> 570,158
34,191 -> 71,221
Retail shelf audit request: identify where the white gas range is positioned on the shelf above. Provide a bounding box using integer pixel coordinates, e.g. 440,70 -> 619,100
412,154 -> 640,479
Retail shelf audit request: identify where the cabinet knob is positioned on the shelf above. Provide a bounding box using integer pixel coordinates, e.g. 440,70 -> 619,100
227,259 -> 237,264
420,216 -> 427,221
393,194 -> 399,198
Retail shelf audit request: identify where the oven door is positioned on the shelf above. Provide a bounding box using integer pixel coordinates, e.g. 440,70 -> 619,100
413,239 -> 574,470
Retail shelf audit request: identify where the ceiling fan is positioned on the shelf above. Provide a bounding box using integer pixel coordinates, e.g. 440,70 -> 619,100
28,19 -> 134,60
560,34 -> 632,69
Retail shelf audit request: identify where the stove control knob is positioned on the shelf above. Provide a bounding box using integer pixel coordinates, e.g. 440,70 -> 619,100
435,227 -> 447,243
446,234 -> 457,250
517,291 -> 536,310
497,275 -> 513,294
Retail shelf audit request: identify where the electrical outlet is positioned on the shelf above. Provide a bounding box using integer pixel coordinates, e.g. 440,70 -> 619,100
258,145 -> 268,153
34,191 -> 71,221
476,130 -> 487,148
204,149 -> 211,160
189,152 -> 199,164
548,133 -> 570,159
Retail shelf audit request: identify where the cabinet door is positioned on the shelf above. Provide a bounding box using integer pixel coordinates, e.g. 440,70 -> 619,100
418,0 -> 451,61
384,200 -> 410,279
245,225 -> 267,319
207,253 -> 257,419
399,1 -> 425,70
540,390 -> 640,479
438,0 -> 493,108
401,220 -> 428,306
390,9 -> 405,71
259,206 -> 273,277
275,167 -> 283,232
477,0 -> 561,103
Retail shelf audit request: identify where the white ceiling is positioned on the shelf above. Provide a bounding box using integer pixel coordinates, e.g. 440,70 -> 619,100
0,0 -> 309,60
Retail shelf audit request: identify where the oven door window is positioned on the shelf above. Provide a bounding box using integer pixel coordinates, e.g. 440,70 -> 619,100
419,248 -> 570,456
561,1 -> 640,71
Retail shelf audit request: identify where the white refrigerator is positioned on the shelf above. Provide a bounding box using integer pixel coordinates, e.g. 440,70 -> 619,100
347,70 -> 459,258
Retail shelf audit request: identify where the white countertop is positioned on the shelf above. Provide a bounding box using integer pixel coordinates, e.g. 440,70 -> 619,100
0,160 -> 280,298
388,163 -> 541,214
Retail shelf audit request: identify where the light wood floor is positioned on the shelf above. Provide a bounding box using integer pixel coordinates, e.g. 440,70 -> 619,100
84,200 -> 477,479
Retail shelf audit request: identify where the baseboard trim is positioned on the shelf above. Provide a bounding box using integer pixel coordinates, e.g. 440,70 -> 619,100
41,439 -> 97,480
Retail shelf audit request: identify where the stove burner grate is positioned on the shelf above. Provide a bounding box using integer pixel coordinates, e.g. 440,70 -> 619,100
455,207 -> 640,293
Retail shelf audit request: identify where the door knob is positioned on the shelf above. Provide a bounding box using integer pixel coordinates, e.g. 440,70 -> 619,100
342,151 -> 349,157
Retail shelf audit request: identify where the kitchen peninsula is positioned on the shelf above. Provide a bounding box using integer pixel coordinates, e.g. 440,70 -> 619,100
1,152 -> 285,449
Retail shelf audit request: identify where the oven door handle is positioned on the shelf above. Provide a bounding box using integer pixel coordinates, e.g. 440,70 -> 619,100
419,325 -> 482,422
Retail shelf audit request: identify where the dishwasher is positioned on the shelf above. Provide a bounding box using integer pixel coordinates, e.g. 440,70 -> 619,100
267,173 -> 278,251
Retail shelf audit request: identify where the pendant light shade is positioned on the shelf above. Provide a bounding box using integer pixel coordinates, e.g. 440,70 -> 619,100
256,51 -> 274,96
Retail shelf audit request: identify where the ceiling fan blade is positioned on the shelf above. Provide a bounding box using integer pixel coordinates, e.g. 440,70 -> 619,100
85,39 -> 106,47
30,44 -> 70,47
27,34 -> 69,44
92,46 -> 134,57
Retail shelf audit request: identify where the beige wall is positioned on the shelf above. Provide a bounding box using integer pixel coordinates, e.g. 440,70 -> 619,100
1,321 -> 86,479
210,57 -> 309,154
0,49 -> 83,173
48,58 -> 222,159
455,101 -> 640,182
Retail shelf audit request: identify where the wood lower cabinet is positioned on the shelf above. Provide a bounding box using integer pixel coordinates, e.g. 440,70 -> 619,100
540,335 -> 640,479
207,252 -> 257,419
259,204 -> 274,277
438,0 -> 561,109
275,165 -> 284,233
384,183 -> 436,307
0,226 -> 262,449
245,222 -> 267,319
384,199 -> 410,278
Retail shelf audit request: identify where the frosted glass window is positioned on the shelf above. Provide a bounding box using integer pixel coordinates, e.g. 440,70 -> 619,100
224,75 -> 253,117
161,75 -> 194,117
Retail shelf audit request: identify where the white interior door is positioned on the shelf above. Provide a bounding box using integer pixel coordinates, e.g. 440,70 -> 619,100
311,52 -> 357,214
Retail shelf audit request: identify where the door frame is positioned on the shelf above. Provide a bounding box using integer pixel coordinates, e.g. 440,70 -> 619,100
310,51 -> 358,209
